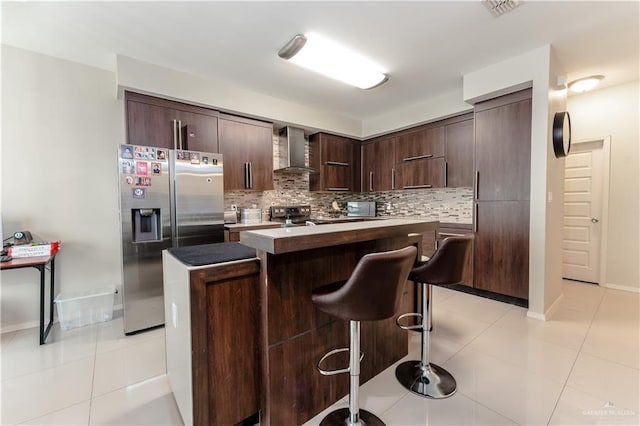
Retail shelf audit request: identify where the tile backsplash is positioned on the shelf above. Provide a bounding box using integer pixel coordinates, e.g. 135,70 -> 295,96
224,131 -> 473,224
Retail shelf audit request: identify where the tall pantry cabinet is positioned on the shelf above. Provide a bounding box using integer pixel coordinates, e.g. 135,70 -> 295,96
473,89 -> 532,299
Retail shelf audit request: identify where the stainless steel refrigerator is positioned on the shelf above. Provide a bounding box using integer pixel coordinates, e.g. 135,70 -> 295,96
118,144 -> 224,334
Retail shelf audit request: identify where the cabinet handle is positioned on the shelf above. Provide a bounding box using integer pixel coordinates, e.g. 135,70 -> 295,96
244,162 -> 249,188
248,162 -> 253,189
178,120 -> 183,150
392,168 -> 395,190
369,171 -> 373,191
326,161 -> 349,167
328,187 -> 349,191
445,161 -> 448,187
474,203 -> 478,233
475,170 -> 479,199
403,154 -> 433,162
403,184 -> 432,189
172,119 -> 178,150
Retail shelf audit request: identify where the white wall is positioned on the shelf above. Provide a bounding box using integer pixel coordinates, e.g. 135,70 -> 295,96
361,89 -> 472,137
1,45 -> 125,330
568,80 -> 640,291
116,55 -> 364,138
462,45 -> 566,317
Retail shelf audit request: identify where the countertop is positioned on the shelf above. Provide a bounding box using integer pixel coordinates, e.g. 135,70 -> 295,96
224,221 -> 280,230
167,242 -> 256,266
240,218 -> 438,255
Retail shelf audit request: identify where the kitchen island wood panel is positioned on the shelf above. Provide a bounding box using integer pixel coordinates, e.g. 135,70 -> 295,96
163,254 -> 261,426
241,219 -> 437,425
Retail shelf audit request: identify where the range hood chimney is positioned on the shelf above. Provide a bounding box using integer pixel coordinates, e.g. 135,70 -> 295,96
274,126 -> 317,173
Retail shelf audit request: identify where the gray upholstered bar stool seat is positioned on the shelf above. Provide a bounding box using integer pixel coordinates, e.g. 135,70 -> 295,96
395,236 -> 472,399
312,246 -> 417,426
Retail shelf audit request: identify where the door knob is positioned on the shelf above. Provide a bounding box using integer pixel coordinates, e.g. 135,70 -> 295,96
591,218 -> 599,223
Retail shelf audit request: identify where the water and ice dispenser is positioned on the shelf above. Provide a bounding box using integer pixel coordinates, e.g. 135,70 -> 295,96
132,208 -> 161,242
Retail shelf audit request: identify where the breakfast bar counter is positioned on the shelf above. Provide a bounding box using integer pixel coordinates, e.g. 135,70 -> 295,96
241,219 -> 438,425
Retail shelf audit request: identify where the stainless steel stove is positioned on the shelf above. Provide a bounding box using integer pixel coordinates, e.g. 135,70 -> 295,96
269,205 -> 312,225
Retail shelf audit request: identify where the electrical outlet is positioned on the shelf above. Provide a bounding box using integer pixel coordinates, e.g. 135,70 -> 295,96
385,203 -> 392,211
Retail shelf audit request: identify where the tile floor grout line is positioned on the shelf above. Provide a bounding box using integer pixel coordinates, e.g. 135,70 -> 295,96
87,320 -> 101,425
544,285 -> 607,425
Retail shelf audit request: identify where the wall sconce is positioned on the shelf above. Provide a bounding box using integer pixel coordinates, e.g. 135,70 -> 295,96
567,75 -> 604,93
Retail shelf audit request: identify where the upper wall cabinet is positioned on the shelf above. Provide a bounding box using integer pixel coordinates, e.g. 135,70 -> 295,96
218,114 -> 274,191
362,137 -> 396,191
395,127 -> 445,190
309,133 -> 361,192
444,117 -> 474,188
125,91 -> 219,153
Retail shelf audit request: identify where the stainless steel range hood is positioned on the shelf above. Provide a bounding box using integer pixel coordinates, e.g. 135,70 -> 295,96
274,126 -> 317,173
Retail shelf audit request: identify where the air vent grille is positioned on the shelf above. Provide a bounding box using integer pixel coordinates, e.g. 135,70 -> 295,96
483,0 -> 521,17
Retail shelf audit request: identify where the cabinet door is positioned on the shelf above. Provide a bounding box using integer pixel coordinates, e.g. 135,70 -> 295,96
473,200 -> 529,299
218,116 -> 274,190
362,143 -> 375,192
398,157 -> 445,189
218,118 -> 250,190
475,98 -> 531,201
309,133 -> 358,192
445,119 -> 473,187
246,124 -> 274,191
178,110 -> 218,153
126,100 -> 177,149
374,138 -> 396,191
322,134 -> 353,165
362,139 -> 394,192
396,126 -> 445,163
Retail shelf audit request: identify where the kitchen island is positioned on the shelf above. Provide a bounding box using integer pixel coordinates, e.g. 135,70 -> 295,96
240,218 -> 438,425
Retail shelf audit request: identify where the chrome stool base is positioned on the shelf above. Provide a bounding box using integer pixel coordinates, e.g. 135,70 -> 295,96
319,408 -> 385,426
395,360 -> 456,399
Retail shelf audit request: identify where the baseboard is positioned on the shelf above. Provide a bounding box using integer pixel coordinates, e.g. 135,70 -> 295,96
2,305 -> 124,335
602,283 -> 640,293
1,319 -> 43,334
527,293 -> 564,321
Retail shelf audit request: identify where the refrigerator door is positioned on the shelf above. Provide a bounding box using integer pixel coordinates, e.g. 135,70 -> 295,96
119,145 -> 171,334
170,150 -> 225,247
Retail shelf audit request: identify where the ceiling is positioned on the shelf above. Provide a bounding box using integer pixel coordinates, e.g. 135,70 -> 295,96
2,1 -> 639,121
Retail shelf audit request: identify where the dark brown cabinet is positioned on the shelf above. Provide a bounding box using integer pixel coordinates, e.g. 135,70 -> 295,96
188,259 -> 261,425
395,127 -> 445,190
437,224 -> 474,287
125,91 -> 218,153
445,117 -> 474,187
475,94 -> 532,201
473,89 -> 532,299
362,138 -> 396,191
218,114 -> 274,191
309,133 -> 360,192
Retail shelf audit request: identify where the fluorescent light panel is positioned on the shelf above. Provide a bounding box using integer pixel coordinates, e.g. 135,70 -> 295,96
279,33 -> 388,90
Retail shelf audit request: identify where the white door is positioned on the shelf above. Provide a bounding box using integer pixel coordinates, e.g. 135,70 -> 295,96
562,141 -> 604,283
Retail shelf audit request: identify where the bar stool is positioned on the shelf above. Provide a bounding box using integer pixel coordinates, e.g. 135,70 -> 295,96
312,246 -> 417,426
395,236 -> 472,399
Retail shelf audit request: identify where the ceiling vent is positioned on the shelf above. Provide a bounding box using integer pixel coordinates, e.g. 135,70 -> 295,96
483,0 -> 521,17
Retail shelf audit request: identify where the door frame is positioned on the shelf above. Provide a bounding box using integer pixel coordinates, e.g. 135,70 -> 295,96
565,135 -> 611,286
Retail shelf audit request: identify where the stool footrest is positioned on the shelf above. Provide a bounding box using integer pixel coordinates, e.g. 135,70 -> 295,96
396,312 -> 423,331
317,347 -> 364,376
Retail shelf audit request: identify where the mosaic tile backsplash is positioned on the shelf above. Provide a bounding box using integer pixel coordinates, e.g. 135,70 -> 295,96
224,131 -> 473,223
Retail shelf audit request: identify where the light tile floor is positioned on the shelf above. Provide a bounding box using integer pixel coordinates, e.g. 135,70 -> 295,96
1,280 -> 638,425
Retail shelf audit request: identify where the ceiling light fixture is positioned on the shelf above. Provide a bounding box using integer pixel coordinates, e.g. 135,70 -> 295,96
567,75 -> 605,93
278,33 -> 388,90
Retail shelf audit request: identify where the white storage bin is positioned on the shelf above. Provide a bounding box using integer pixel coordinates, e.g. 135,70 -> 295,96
55,286 -> 115,330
